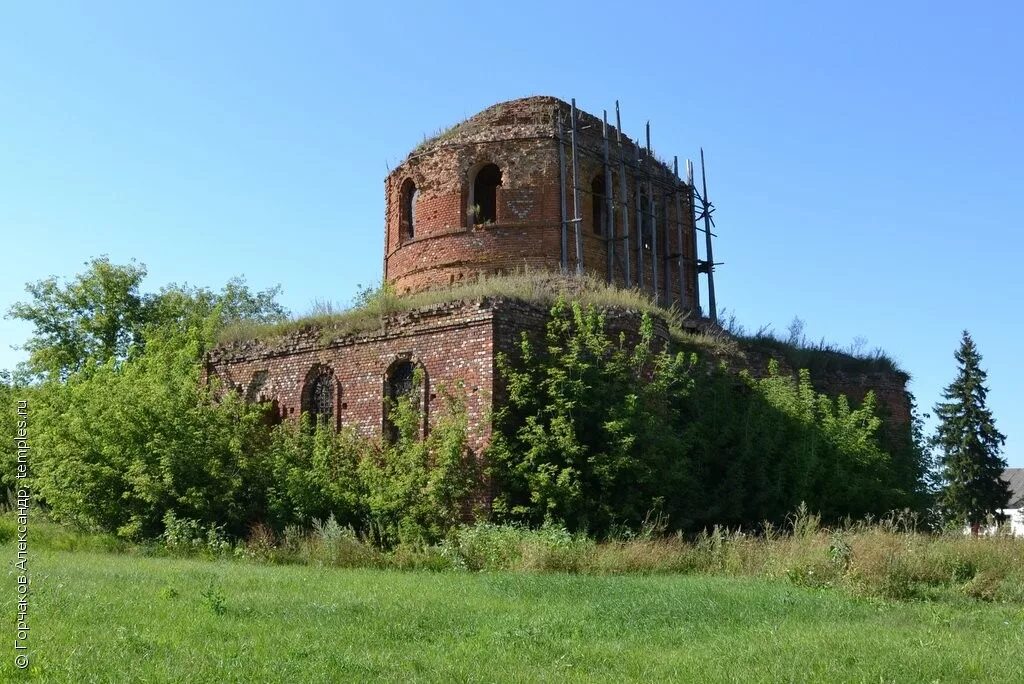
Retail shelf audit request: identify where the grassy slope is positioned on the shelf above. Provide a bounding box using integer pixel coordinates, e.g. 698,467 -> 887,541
4,549 -> 1023,683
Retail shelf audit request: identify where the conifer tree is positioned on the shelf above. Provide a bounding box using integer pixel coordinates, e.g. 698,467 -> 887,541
933,331 -> 1010,531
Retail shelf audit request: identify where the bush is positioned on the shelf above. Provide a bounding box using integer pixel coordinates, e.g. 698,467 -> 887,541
490,299 -> 908,535
29,324 -> 272,540
161,511 -> 231,555
359,378 -> 479,546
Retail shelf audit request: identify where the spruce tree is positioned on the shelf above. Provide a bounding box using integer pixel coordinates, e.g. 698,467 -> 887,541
933,331 -> 1010,530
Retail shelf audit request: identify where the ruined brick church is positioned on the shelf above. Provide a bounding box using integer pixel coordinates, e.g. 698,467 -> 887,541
205,96 -> 910,450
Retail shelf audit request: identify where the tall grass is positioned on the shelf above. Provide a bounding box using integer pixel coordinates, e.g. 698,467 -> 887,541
717,311 -> 904,377
66,508 -> 1017,604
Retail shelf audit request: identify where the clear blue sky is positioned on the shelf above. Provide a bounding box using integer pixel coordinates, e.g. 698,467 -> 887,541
2,2 -> 1021,466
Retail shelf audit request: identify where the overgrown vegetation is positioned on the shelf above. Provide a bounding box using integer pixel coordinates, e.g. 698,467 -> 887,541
218,272 -> 910,387
719,311 -> 903,377
490,300 -> 924,534
215,270 -> 696,348
5,510 -> 1023,606
4,258 -> 936,549
23,347 -> 479,545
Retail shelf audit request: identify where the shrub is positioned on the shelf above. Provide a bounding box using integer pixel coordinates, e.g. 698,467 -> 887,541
359,378 -> 479,546
490,299 -> 905,535
449,523 -> 527,571
161,511 -> 231,555
30,326 -> 272,540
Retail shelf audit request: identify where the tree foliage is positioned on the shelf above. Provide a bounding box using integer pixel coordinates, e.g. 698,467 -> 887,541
17,258 -> 478,543
31,316 -> 273,539
933,331 -> 1009,527
7,256 -> 147,379
6,255 -> 286,380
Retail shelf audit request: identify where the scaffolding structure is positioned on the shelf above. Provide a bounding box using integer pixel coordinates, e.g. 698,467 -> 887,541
555,98 -> 720,322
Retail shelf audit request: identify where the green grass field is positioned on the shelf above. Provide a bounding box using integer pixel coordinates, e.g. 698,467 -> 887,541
4,548 -> 1023,683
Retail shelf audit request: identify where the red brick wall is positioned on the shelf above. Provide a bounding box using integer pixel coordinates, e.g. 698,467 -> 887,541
206,300 -> 911,458
383,96 -> 701,313
206,302 -> 500,453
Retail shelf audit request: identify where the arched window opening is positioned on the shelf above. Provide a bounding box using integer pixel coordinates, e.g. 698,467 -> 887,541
591,174 -> 605,235
246,369 -> 281,425
302,365 -> 336,429
245,370 -> 269,403
384,360 -> 425,443
471,164 -> 502,225
400,178 -> 417,239
263,399 -> 282,427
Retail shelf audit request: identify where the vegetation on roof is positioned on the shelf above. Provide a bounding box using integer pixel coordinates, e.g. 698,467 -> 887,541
215,270 -> 694,349
214,270 -> 904,378
411,120 -> 468,155
715,312 -> 904,378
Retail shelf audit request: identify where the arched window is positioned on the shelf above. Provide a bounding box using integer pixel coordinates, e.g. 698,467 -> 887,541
302,365 -> 336,429
246,370 -> 281,425
384,359 -> 425,443
471,164 -> 502,225
245,370 -> 269,403
591,174 -> 606,235
400,178 -> 417,239
388,361 -> 416,402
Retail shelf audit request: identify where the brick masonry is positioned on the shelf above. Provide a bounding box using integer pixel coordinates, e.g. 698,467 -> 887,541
384,96 -> 700,313
206,298 -> 695,454
205,95 -> 911,455
206,301 -> 501,453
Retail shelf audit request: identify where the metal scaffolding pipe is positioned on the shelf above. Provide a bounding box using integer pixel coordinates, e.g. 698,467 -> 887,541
570,99 -> 583,275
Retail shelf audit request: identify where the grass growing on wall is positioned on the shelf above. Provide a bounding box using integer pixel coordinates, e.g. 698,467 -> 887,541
214,271 -> 902,379
215,271 -> 692,347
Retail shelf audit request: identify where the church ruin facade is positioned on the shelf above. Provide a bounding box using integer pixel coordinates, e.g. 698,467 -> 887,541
204,96 -> 910,454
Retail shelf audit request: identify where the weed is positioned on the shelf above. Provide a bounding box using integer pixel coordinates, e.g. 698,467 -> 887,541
200,583 -> 227,616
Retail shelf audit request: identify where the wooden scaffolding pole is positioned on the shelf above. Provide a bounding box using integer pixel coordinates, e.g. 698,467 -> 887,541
616,101 -> 631,287
700,148 -> 717,321
602,110 -> 615,284
673,156 -> 686,311
557,111 -> 568,271
570,99 -> 583,275
647,122 -> 658,305
634,144 -> 644,289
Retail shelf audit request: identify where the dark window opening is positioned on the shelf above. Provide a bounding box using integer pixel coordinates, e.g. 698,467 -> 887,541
245,370 -> 269,403
384,360 -> 423,443
302,366 -> 335,429
388,361 -> 415,402
263,399 -> 282,427
472,164 -> 501,224
591,174 -> 605,235
400,178 -> 417,239
246,370 -> 281,426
